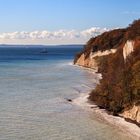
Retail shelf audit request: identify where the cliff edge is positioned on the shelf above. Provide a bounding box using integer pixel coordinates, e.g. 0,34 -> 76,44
74,20 -> 140,125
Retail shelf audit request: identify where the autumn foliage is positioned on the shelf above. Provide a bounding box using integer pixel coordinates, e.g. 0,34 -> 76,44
75,19 -> 140,114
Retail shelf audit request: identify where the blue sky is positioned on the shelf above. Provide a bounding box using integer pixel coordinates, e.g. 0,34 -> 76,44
0,0 -> 139,44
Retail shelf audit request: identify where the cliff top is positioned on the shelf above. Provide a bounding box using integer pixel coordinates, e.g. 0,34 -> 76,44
83,19 -> 140,56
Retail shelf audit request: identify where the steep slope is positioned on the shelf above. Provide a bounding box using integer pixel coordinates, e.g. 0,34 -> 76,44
74,20 -> 140,125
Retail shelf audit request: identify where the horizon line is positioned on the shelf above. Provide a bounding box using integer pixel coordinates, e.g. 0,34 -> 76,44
0,44 -> 84,46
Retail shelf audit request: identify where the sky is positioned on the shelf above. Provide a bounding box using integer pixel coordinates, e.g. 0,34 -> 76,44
0,0 -> 139,45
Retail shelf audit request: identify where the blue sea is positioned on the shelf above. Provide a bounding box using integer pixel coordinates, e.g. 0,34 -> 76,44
0,45 -> 132,140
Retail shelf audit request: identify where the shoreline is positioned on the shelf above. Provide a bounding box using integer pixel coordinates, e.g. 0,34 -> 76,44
72,93 -> 140,140
71,64 -> 140,140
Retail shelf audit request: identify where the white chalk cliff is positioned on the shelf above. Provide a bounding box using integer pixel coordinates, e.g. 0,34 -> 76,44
74,39 -> 140,125
123,40 -> 134,61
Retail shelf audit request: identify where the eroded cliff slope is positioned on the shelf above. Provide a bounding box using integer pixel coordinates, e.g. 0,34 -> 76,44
74,20 -> 140,125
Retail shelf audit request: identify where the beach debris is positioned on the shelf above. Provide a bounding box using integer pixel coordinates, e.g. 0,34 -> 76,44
65,98 -> 72,102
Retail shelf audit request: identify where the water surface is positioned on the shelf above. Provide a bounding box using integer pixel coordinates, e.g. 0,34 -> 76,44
0,46 -> 133,140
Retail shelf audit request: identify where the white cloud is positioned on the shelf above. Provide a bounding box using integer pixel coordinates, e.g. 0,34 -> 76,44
81,27 -> 108,37
122,11 -> 140,15
0,27 -> 109,45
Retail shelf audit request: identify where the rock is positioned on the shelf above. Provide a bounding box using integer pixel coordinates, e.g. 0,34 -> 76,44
120,105 -> 140,124
65,98 -> 72,102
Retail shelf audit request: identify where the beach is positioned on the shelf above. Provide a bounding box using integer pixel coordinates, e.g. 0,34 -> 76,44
72,67 -> 140,140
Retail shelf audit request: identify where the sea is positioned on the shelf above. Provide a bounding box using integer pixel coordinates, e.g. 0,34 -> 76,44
0,45 -> 133,140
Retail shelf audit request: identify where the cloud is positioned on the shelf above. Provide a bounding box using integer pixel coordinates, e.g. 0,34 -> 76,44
0,27 -> 109,45
81,27 -> 108,37
122,11 -> 140,15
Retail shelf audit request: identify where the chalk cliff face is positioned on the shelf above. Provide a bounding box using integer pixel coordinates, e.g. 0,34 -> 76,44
123,40 -> 134,61
121,105 -> 140,124
74,20 -> 140,125
75,48 -> 117,71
